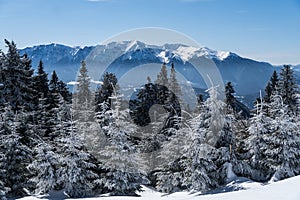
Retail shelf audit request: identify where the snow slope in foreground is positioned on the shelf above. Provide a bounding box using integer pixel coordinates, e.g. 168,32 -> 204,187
19,175 -> 300,200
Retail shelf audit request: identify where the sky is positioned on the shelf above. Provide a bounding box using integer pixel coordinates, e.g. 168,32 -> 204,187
0,0 -> 300,65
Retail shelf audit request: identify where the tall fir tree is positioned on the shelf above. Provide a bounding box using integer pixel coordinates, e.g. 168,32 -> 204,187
100,86 -> 148,196
56,113 -> 99,198
168,63 -> 182,102
28,141 -> 60,195
264,94 -> 300,181
225,82 -> 235,111
2,40 -> 36,112
155,62 -> 168,87
33,60 -> 49,99
75,60 -> 92,107
166,63 -> 182,131
95,72 -> 118,109
264,70 -> 279,104
0,108 -> 33,197
95,72 -> 118,131
247,96 -> 273,181
278,65 -> 298,114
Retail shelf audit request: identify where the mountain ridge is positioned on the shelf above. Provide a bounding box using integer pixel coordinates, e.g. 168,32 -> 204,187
18,41 -> 299,107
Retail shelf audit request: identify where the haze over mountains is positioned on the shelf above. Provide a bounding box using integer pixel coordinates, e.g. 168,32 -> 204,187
19,41 -> 300,107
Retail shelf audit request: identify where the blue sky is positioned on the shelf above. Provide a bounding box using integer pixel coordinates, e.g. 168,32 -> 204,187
0,0 -> 300,65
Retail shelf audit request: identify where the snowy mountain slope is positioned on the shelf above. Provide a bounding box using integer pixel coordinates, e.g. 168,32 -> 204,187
18,41 -> 293,105
18,175 -> 300,200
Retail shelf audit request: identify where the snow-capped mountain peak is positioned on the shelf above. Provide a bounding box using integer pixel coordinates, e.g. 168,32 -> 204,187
19,40 -> 283,107
172,45 -> 232,62
124,40 -> 146,52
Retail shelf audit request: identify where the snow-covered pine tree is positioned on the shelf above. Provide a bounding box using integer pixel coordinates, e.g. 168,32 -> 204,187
155,125 -> 191,193
0,152 -> 9,200
48,71 -> 61,110
100,86 -> 148,196
0,106 -> 12,200
28,141 -> 60,195
278,65 -> 299,114
95,72 -> 118,110
2,40 -> 36,112
55,102 -> 100,198
264,71 -> 279,103
155,62 -> 168,87
247,96 -> 273,181
34,95 -> 50,139
0,107 -> 32,197
181,114 -> 217,192
168,63 -> 182,103
179,85 -> 226,192
75,60 -> 92,107
225,82 -> 236,111
155,62 -> 169,106
32,60 -> 49,100
48,70 -> 71,106
264,94 -> 300,181
95,72 -> 118,132
166,62 -> 182,131
73,61 -> 96,147
45,72 -> 67,140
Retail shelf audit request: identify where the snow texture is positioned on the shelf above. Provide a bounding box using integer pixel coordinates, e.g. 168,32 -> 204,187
18,175 -> 300,200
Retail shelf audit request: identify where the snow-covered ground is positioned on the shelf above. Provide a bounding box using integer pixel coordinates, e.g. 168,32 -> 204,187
19,175 -> 300,200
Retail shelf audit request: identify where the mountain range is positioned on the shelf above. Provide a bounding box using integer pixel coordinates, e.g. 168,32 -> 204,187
19,41 -> 300,107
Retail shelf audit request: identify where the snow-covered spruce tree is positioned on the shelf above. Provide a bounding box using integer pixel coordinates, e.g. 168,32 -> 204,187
32,60 -> 49,100
223,83 -> 252,180
46,72 -> 66,140
247,97 -> 273,181
155,62 -> 168,87
178,85 -> 227,192
154,124 -> 191,193
100,86 -> 148,196
264,94 -> 300,181
75,60 -> 92,107
28,141 -> 60,195
225,82 -> 236,112
155,62 -> 169,106
0,108 -> 32,197
2,40 -> 37,112
166,63 -> 182,131
180,115 -> 217,192
48,70 -> 71,105
55,102 -> 100,198
278,65 -> 299,114
95,72 -> 118,133
0,107 -> 12,200
73,61 -> 96,148
0,152 -> 8,200
264,70 -> 279,104
34,95 -> 50,139
168,62 -> 182,103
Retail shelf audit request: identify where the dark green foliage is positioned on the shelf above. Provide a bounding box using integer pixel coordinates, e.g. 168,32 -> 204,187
264,70 -> 279,103
33,60 -> 49,99
95,72 -> 118,109
0,110 -> 33,197
225,82 -> 235,109
2,40 -> 37,112
75,61 -> 92,106
225,82 -> 250,118
95,72 -> 118,131
278,65 -> 298,114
